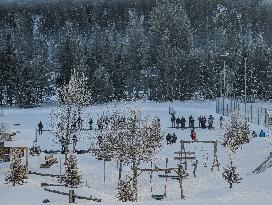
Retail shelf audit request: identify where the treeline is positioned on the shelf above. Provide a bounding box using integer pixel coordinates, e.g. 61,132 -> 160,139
0,0 -> 272,106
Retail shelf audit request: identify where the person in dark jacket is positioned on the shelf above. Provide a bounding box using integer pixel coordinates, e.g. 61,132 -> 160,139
166,133 -> 172,144
180,116 -> 186,129
171,133 -> 177,144
208,115 -> 214,129
198,116 -> 202,128
171,114 -> 176,128
252,131 -> 257,138
259,130 -> 266,138
72,135 -> 78,150
201,116 -> 207,129
38,121 -> 43,135
189,115 -> 195,128
219,116 -> 224,128
89,118 -> 93,130
176,117 -> 181,129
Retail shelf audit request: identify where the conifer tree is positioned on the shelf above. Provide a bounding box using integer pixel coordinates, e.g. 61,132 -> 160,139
223,161 -> 242,188
5,150 -> 27,186
64,153 -> 81,187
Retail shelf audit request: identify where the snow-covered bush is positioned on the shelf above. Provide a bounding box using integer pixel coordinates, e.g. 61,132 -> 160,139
222,111 -> 251,153
64,153 -> 81,187
222,161 -> 242,188
117,176 -> 135,202
5,149 -> 27,186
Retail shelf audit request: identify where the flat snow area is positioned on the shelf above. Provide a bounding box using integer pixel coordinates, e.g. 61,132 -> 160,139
0,100 -> 272,205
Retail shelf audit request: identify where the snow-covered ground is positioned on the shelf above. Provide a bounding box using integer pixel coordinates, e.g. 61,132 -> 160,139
1,100 -> 272,205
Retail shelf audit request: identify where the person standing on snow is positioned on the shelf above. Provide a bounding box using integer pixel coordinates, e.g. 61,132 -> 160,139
38,121 -> 43,135
252,131 -> 257,138
208,115 -> 214,129
171,114 -> 176,128
180,116 -> 186,129
72,135 -> 78,151
176,117 -> 181,129
259,130 -> 266,138
89,118 -> 93,130
191,129 -> 197,141
198,115 -> 202,128
219,116 -> 224,128
189,115 -> 195,128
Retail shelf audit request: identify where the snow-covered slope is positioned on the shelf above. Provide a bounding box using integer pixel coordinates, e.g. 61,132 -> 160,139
0,101 -> 272,205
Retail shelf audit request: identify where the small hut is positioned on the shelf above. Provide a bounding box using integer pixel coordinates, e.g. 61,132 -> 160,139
0,130 -> 32,169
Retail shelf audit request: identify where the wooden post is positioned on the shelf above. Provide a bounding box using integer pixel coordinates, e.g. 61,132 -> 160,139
178,165 -> 185,199
26,147 -> 29,172
59,158 -> 62,183
227,104 -> 229,116
69,190 -> 75,203
165,158 -> 168,195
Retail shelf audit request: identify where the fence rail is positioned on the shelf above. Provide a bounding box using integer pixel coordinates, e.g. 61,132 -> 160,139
216,97 -> 269,127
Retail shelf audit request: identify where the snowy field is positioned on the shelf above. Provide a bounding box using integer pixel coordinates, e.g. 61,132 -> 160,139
1,100 -> 272,205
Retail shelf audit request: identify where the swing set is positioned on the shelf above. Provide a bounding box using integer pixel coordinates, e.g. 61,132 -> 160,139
133,158 -> 187,200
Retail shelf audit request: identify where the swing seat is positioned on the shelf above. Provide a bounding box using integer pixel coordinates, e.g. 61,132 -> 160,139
151,194 -> 166,200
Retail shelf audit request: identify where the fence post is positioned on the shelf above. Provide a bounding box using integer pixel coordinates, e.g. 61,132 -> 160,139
258,108 -> 260,125
251,105 -> 253,123
223,97 -> 225,116
216,98 -> 218,113
265,108 -> 267,127
230,98 -> 233,113
69,190 -> 75,203
227,104 -> 229,116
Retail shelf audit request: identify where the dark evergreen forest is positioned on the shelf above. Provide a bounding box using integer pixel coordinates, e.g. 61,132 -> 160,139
0,0 -> 272,106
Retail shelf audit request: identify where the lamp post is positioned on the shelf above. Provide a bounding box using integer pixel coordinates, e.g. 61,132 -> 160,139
244,57 -> 247,117
221,53 -> 229,97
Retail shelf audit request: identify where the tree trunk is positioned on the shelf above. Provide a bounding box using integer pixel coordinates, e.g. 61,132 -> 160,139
118,159 -> 123,188
132,160 -> 138,201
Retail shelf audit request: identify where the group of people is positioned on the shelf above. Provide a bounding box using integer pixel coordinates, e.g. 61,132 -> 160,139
252,130 -> 267,138
166,133 -> 177,144
198,115 -> 214,129
170,114 -> 214,129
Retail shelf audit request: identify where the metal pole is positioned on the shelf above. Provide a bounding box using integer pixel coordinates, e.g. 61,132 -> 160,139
244,58 -> 247,117
224,60 -> 226,96
59,158 -> 62,183
103,159 -> 106,184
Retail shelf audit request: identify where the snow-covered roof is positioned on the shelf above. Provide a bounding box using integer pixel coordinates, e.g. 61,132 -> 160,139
3,129 -> 34,148
4,140 -> 32,148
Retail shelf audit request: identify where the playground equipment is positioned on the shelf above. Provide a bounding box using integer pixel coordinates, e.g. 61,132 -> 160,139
132,158 -> 188,200
175,140 -> 220,172
252,152 -> 272,174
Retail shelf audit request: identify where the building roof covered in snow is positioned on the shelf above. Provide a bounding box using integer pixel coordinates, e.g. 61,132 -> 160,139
3,129 -> 34,148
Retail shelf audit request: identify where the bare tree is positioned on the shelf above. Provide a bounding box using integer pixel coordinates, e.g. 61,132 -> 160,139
93,105 -> 162,199
50,68 -> 91,155
222,111 -> 250,188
